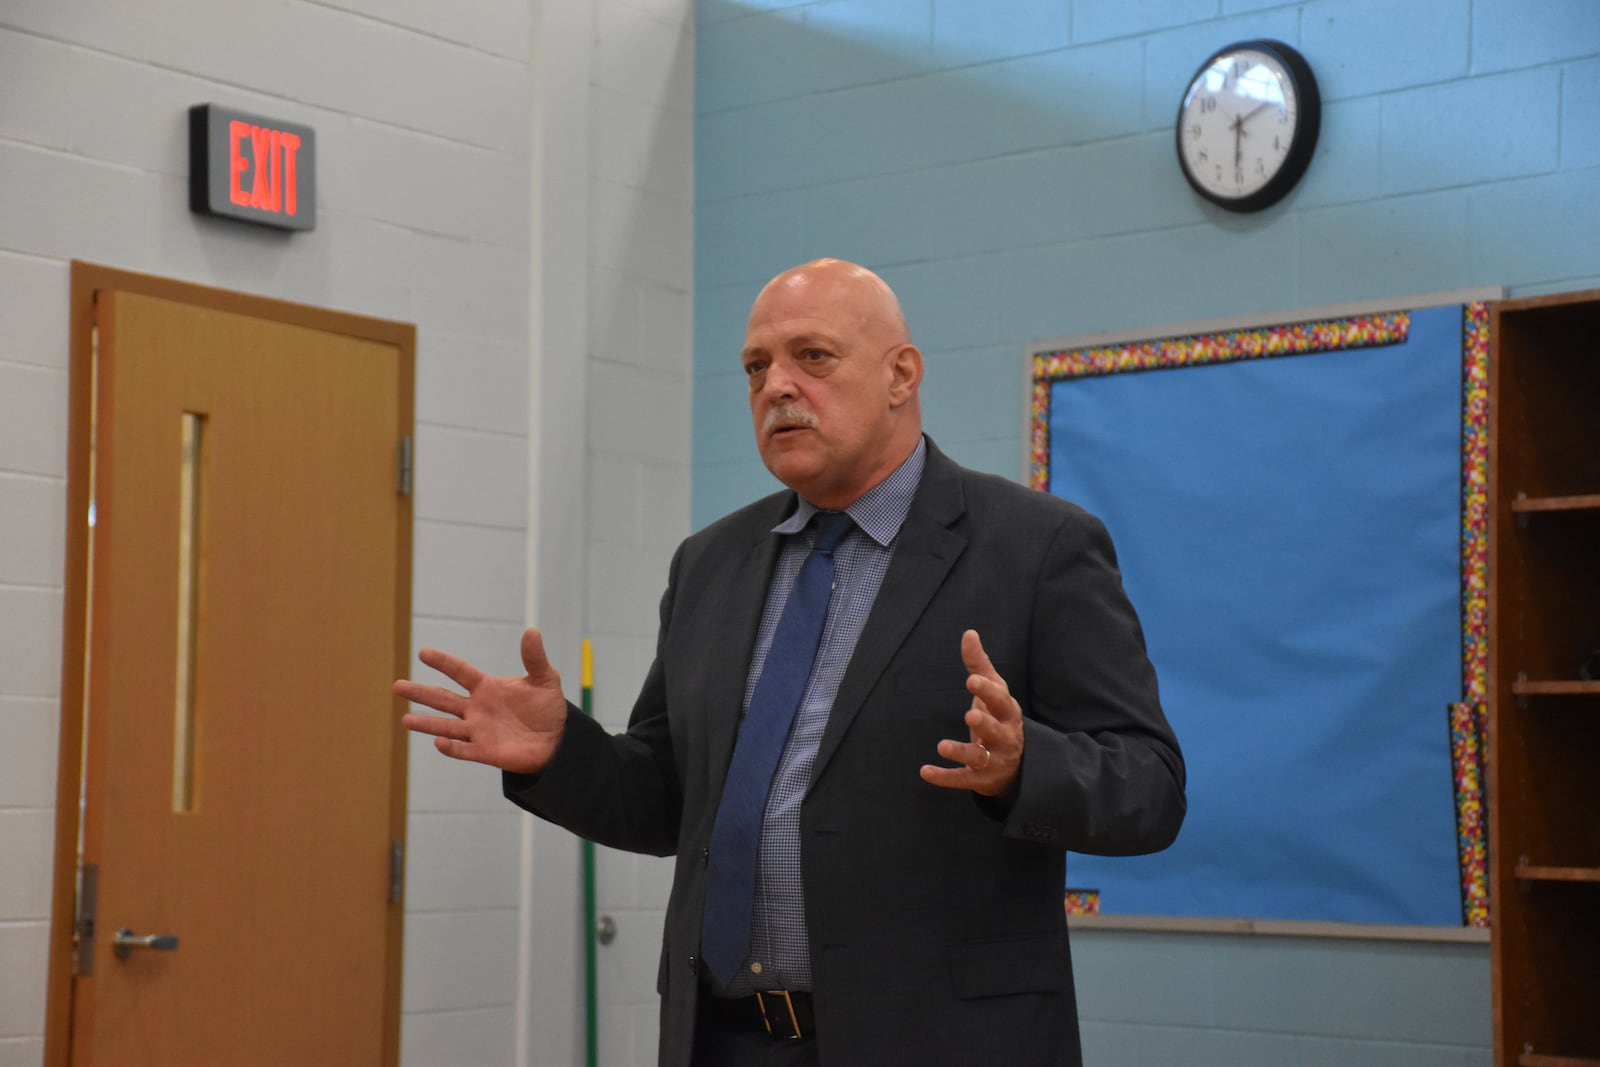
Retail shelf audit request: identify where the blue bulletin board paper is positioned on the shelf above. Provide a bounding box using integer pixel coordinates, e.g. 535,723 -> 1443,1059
1048,306 -> 1466,926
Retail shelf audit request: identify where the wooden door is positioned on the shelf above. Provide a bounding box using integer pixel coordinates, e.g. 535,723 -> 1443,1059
57,278 -> 412,1067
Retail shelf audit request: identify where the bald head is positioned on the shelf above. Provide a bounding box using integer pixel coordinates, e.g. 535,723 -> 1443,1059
742,259 -> 924,508
750,259 -> 911,349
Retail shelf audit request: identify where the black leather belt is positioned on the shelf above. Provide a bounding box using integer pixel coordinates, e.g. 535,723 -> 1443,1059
702,990 -> 815,1040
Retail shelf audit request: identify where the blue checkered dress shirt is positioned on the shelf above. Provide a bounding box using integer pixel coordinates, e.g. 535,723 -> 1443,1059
723,437 -> 927,994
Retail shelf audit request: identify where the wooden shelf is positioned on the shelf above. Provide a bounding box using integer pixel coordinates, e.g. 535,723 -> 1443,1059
1515,865 -> 1600,884
1520,1055 -> 1600,1067
1512,680 -> 1600,697
1512,494 -> 1600,514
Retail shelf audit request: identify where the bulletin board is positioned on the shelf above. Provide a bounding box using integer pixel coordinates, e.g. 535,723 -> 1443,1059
1030,294 -> 1496,931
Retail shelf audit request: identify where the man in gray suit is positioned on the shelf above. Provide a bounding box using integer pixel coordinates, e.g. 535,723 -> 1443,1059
397,259 -> 1185,1066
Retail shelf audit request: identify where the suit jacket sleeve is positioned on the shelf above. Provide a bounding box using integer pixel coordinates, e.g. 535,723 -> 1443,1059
499,544 -> 686,857
999,502 -> 1185,856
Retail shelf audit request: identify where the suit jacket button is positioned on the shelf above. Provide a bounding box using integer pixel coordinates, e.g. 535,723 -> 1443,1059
688,955 -> 698,975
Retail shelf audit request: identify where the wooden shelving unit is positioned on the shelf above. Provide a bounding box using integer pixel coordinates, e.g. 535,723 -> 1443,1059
1489,289 -> 1600,1067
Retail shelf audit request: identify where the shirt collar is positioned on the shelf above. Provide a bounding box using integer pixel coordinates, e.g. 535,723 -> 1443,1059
772,437 -> 927,548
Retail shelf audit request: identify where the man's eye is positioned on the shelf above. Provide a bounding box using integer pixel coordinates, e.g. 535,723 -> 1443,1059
743,360 -> 766,376
799,349 -> 828,361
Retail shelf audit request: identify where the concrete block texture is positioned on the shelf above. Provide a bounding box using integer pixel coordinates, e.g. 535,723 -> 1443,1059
0,589 -> 62,699
1561,58 -> 1600,171
0,699 -> 58,810
0,813 -> 54,920
0,924 -> 47,1037
933,0 -> 1071,68
412,521 -> 529,624
0,254 -> 67,369
1074,0 -> 1223,46
399,1006 -> 517,1067
0,1038 -> 44,1067
413,424 -> 529,531
401,909 -> 519,1014
1301,0 -> 1470,99
698,0 -> 931,113
590,179 -> 695,290
598,0 -> 696,110
1472,0 -> 1600,74
403,812 -> 523,912
586,358 -> 692,463
1468,165 -> 1600,287
1380,68 -> 1560,195
1,0 -> 530,153
415,329 -> 532,437
0,475 -> 65,588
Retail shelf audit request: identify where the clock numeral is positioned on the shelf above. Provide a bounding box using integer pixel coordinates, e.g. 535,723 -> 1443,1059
1255,158 -> 1266,175
1200,96 -> 1218,113
1273,135 -> 1282,151
1234,169 -> 1245,186
1197,148 -> 1208,163
1190,123 -> 1202,139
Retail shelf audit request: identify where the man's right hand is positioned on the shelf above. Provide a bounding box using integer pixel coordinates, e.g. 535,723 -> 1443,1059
394,627 -> 568,775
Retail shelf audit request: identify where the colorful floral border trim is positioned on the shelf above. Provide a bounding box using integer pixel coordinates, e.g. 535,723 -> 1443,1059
1460,302 -> 1490,705
1032,306 -> 1495,927
1450,701 -> 1490,928
1029,313 -> 1411,491
1063,889 -> 1101,916
1455,301 -> 1491,928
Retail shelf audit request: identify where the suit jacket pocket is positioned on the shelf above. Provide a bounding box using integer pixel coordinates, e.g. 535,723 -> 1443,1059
946,932 -> 1069,999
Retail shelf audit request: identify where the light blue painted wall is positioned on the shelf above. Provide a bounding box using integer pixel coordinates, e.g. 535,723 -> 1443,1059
693,1 -> 1600,1062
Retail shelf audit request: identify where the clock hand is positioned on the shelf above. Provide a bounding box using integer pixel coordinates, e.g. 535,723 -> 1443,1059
1234,103 -> 1272,167
1238,101 -> 1272,126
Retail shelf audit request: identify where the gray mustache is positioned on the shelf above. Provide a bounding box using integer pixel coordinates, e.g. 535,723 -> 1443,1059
763,405 -> 818,434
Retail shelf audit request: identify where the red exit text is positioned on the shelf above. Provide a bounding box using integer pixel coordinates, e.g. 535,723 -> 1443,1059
229,121 -> 302,217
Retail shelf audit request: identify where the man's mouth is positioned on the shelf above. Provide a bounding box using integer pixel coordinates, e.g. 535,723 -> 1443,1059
764,406 -> 817,438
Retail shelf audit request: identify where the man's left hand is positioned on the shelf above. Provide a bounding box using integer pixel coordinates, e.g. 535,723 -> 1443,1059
920,629 -> 1023,798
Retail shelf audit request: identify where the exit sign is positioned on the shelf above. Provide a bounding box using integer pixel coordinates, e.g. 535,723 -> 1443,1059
189,104 -> 316,231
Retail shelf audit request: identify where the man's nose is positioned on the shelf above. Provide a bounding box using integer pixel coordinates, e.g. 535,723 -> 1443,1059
761,360 -> 799,400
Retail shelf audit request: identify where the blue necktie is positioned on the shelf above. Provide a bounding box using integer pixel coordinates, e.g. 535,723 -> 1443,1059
701,510 -> 854,988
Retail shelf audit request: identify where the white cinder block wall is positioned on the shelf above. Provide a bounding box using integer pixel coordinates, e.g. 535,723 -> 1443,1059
0,2 -> 692,1065
526,0 -> 693,1065
561,1 -> 695,1063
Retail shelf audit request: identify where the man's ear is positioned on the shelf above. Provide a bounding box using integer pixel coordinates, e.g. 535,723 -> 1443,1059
886,343 -> 923,407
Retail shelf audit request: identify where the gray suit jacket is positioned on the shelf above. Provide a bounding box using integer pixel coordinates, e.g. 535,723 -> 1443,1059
508,439 -> 1185,1066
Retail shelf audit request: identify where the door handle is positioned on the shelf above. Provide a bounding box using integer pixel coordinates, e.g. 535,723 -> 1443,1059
113,928 -> 180,960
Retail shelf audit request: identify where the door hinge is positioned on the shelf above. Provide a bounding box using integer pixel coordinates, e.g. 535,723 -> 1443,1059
388,841 -> 404,904
74,863 -> 99,976
397,435 -> 413,496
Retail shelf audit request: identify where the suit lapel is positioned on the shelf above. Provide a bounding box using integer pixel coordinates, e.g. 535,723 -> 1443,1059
809,444 -> 968,789
699,505 -> 786,797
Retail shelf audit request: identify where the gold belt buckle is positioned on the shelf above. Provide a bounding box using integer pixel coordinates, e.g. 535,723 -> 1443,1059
754,990 -> 803,1040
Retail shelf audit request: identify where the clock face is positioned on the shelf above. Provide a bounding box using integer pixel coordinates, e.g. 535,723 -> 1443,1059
1176,41 -> 1320,212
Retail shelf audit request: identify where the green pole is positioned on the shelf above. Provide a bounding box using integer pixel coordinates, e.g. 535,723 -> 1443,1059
580,639 -> 598,1067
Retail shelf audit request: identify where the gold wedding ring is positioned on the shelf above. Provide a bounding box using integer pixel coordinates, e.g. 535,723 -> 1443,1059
978,744 -> 991,769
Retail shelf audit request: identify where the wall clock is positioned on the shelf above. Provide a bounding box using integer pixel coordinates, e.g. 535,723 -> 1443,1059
1176,39 -> 1320,213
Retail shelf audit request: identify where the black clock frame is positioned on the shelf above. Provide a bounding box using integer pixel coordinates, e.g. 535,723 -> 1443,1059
1175,38 -> 1321,213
